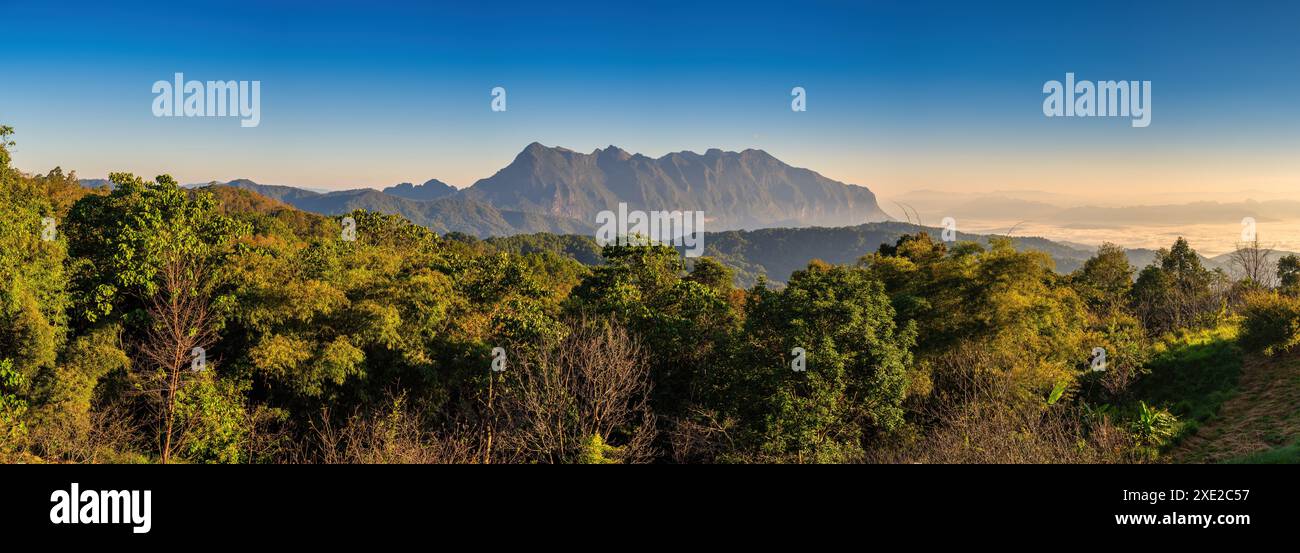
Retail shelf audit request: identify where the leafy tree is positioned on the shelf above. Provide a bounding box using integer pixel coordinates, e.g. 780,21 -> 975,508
1072,242 -> 1134,312
569,243 -> 738,425
0,126 -> 14,172
1081,313 -> 1150,398
1131,238 -> 1226,335
722,261 -> 915,462
1238,292 -> 1300,355
866,236 -> 1090,396
63,173 -> 248,462
685,257 -> 735,295
0,360 -> 30,452
1278,254 -> 1300,294
64,173 -> 247,324
0,128 -> 80,457
173,372 -> 254,463
28,325 -> 131,458
1067,244 -> 1149,399
0,130 -> 69,382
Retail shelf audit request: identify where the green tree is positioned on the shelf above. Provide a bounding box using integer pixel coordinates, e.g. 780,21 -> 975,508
0,360 -> 30,453
867,236 -> 1090,395
569,244 -> 738,428
1238,292 -> 1300,355
1072,242 -> 1134,312
173,372 -> 254,463
63,173 -> 248,462
1131,237 -> 1224,334
1278,254 -> 1300,294
686,256 -> 735,295
724,261 -> 915,462
0,127 -> 69,383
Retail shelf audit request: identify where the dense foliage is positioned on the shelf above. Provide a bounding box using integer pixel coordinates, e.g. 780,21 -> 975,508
2,127 -> 1296,464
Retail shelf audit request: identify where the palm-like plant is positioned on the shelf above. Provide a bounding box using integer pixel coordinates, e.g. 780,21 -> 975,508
1130,401 -> 1178,448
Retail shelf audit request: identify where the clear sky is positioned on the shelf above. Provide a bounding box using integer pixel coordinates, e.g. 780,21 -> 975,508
2,0 -> 1297,204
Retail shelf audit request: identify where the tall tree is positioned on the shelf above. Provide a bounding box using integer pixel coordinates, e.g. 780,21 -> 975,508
1072,242 -> 1135,312
1131,237 -> 1225,334
1278,254 -> 1300,294
64,173 -> 246,462
725,261 -> 914,462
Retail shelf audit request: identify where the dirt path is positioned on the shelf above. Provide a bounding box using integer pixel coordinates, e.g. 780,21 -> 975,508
1173,351 -> 1300,463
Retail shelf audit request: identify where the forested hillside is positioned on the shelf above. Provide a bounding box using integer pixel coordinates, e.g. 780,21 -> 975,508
4,127 -> 1299,464
463,224 -> 1207,289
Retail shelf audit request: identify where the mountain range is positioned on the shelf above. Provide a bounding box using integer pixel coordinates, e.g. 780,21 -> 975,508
460,143 -> 890,229
81,143 -> 892,237
383,179 -> 457,201
214,179 -> 593,237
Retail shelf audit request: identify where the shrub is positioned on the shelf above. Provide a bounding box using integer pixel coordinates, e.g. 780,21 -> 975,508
1238,292 -> 1300,355
0,359 -> 30,452
1127,401 -> 1178,460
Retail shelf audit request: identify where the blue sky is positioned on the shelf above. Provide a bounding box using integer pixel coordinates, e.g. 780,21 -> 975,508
2,0 -> 1297,202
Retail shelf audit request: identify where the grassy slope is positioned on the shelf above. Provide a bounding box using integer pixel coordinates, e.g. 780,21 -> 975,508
1137,323 -> 1300,463
1135,324 -> 1243,449
1176,349 -> 1300,463
1225,442 -> 1300,464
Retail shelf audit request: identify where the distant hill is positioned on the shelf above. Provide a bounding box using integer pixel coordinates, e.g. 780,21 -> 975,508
698,223 -> 1294,288
700,223 -> 1300,288
460,143 -> 891,230
216,179 -> 593,237
78,178 -> 114,190
1208,249 -> 1300,280
456,220 -> 1187,288
702,222 -> 1107,287
383,179 -> 457,201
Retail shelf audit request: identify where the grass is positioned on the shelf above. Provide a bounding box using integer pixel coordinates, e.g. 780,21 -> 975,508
1224,442 -> 1300,464
1133,324 -> 1243,445
1139,320 -> 1300,464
